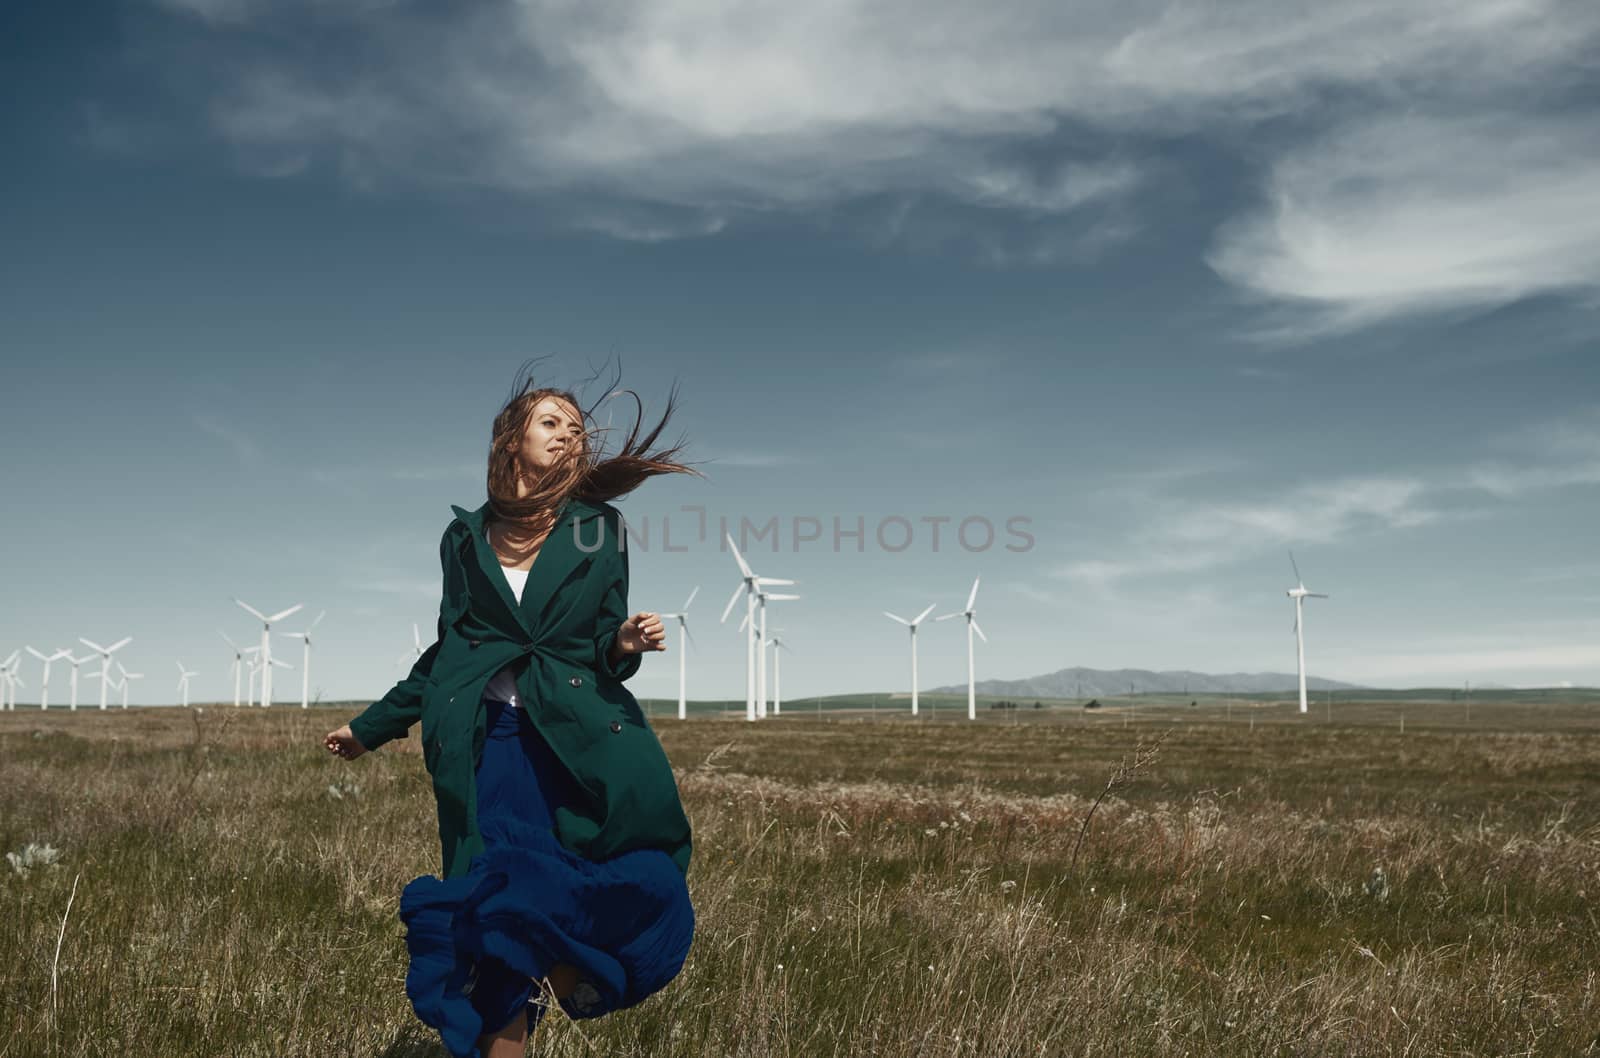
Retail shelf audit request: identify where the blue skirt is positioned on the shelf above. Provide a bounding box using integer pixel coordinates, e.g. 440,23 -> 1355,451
397,696 -> 695,1057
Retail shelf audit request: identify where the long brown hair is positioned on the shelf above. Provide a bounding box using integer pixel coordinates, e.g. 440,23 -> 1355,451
485,359 -> 705,532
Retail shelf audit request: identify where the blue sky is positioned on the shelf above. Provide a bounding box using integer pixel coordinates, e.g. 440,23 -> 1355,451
3,1 -> 1599,705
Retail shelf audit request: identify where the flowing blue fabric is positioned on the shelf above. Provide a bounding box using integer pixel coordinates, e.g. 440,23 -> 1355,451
399,696 -> 695,1056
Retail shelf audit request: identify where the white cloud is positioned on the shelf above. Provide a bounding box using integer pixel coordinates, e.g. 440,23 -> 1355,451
1208,112 -> 1600,339
1057,404 -> 1600,588
132,0 -> 1600,284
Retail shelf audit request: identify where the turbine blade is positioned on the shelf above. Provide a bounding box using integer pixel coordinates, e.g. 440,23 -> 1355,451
234,598 -> 268,622
310,610 -> 326,630
719,582 -> 745,623
966,577 -> 980,611
725,533 -> 753,579
884,611 -> 910,625
683,585 -> 699,611
934,612 -> 959,621
971,619 -> 988,643
756,577 -> 797,586
268,603 -> 304,623
108,637 -> 133,653
1289,550 -> 1303,588
912,602 -> 938,625
79,637 -> 106,653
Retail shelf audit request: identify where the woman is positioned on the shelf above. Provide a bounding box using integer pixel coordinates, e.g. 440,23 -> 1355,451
324,365 -> 703,1057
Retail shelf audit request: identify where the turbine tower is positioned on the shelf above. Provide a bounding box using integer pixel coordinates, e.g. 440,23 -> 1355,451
751,586 -> 800,719
766,630 -> 793,715
397,622 -> 425,670
176,660 -> 199,709
24,647 -> 71,710
233,599 -> 302,708
0,651 -> 22,711
935,577 -> 987,721
1286,551 -> 1330,715
65,652 -> 94,710
115,660 -> 144,709
78,636 -> 133,711
219,632 -> 258,707
657,587 -> 699,720
740,593 -> 801,719
282,610 -> 326,709
883,603 -> 937,716
718,534 -> 796,722
246,653 -> 261,708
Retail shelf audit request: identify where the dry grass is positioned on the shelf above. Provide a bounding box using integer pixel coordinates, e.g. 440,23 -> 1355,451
2,701 -> 1598,1056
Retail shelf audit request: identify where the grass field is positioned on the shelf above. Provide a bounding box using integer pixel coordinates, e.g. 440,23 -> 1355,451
3,697 -> 1598,1056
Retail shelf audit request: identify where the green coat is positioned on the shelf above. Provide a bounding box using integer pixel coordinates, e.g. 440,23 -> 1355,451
349,497 -> 692,881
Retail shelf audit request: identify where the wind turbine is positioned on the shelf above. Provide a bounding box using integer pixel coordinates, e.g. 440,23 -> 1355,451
718,534 -> 796,722
935,577 -> 987,721
1286,551 -> 1330,715
246,653 -> 261,708
397,622 -> 425,670
0,651 -> 22,711
657,587 -> 699,720
219,632 -> 257,707
883,603 -> 938,716
65,652 -> 94,710
114,660 -> 143,709
24,648 -> 71,710
78,636 -> 133,711
765,630 -> 793,715
233,599 -> 302,708
748,586 -> 800,719
282,610 -> 326,709
176,660 -> 199,709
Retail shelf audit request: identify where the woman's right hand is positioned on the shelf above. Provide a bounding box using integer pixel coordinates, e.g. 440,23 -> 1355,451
324,725 -> 368,761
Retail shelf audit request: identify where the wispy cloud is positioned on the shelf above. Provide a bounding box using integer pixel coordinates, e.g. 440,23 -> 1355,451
699,451 -> 810,468
348,575 -> 439,598
124,0 -> 1600,288
387,462 -> 482,482
1056,405 -> 1600,588
191,412 -> 263,468
1209,112 -> 1600,341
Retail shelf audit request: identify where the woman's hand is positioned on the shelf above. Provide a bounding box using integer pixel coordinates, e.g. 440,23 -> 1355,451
324,725 -> 368,761
616,611 -> 667,654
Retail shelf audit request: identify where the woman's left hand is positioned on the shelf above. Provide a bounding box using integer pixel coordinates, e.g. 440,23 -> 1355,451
617,611 -> 667,654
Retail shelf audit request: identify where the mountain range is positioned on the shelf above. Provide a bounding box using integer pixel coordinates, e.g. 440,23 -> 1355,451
927,667 -> 1365,698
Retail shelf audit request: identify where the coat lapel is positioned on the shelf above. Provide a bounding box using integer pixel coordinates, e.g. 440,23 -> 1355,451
450,497 -> 606,639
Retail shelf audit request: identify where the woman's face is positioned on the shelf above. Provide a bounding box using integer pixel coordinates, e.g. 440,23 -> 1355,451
513,396 -> 585,477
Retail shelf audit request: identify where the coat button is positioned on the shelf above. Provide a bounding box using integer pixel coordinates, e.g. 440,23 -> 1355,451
569,675 -> 583,687
469,640 -> 481,649
609,720 -> 622,734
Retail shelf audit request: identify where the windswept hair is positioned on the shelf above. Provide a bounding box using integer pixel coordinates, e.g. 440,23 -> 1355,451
485,357 -> 705,531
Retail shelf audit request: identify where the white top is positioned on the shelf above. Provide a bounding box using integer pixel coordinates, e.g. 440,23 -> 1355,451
483,526 -> 530,707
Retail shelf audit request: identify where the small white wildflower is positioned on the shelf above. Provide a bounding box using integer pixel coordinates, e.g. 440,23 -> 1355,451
924,828 -> 938,837
1000,880 -> 1017,893
776,963 -> 783,971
